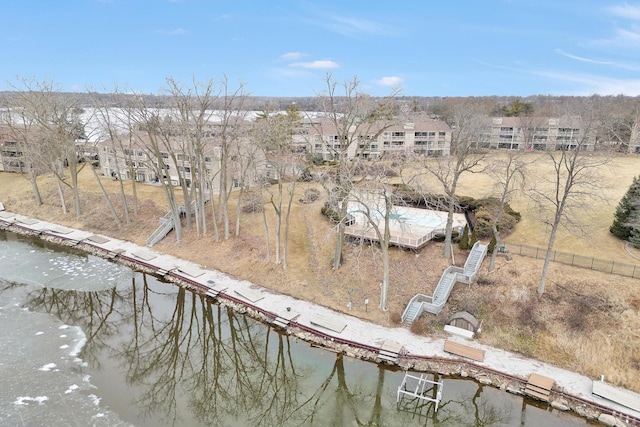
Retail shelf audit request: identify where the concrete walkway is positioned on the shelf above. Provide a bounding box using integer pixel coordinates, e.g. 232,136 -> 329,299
1,209 -> 639,424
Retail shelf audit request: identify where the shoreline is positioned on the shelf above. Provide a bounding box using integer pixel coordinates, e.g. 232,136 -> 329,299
1,211 -> 638,426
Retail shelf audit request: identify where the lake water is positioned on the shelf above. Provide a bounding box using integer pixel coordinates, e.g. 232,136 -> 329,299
0,230 -> 592,426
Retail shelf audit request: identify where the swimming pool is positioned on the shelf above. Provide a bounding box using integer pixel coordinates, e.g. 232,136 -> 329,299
348,207 -> 454,230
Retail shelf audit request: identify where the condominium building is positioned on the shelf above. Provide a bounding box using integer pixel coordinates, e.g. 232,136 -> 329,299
98,128 -> 265,192
0,126 -> 26,173
482,116 -> 597,151
303,117 -> 452,161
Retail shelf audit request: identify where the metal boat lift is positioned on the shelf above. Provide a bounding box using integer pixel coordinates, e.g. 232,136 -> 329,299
397,372 -> 444,412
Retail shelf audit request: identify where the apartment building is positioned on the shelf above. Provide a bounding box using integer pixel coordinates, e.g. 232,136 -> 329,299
0,126 -> 26,173
482,116 -> 597,151
304,117 -> 452,161
98,128 -> 265,192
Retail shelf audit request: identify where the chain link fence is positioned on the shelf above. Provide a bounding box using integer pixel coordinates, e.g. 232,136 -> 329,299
502,243 -> 640,279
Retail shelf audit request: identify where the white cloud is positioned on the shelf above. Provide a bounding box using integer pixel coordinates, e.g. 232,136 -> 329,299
592,27 -> 640,48
608,4 -> 640,20
280,52 -> 308,61
534,70 -> 640,95
326,15 -> 392,37
290,60 -> 339,69
374,76 -> 404,87
595,5 -> 640,47
555,49 -> 640,71
554,49 -> 616,65
614,27 -> 640,42
304,5 -> 398,38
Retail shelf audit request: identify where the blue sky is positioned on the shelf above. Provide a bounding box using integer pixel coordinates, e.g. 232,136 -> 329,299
4,0 -> 640,97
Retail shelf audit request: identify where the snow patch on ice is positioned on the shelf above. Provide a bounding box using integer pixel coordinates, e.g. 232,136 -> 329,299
39,363 -> 57,371
68,326 -> 87,357
14,396 -> 48,406
65,384 -> 79,394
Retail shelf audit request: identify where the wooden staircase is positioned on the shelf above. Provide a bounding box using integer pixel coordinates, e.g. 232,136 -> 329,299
401,242 -> 488,323
378,341 -> 403,363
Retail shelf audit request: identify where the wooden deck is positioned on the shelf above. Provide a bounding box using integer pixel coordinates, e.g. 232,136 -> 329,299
131,250 -> 157,261
205,282 -> 228,298
176,265 -> 205,278
310,314 -> 347,333
49,226 -> 73,234
272,309 -> 300,328
378,341 -> 403,363
0,211 -> 14,221
86,234 -> 110,244
524,373 -> 555,402
592,380 -> 640,412
234,288 -> 264,303
443,339 -> 485,362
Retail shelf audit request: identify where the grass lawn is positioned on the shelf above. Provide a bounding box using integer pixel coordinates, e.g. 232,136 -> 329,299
1,152 -> 639,392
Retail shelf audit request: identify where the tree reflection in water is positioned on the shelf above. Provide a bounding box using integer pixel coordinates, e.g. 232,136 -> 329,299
25,283 -> 129,368
17,267 -> 588,427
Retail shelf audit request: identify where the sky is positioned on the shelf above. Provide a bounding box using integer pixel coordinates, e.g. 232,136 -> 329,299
4,0 -> 640,97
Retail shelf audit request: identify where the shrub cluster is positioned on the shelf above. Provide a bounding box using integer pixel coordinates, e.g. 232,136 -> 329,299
410,317 -> 431,335
321,202 -> 341,223
241,191 -> 264,214
432,230 -> 459,242
300,188 -> 320,204
473,205 -> 519,239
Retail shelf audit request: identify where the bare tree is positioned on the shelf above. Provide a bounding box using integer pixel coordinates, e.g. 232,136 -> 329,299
314,73 -> 399,270
345,164 -> 401,310
252,105 -> 302,268
415,99 -> 488,260
89,88 -> 136,224
215,76 -> 250,240
485,152 -> 528,271
129,103 -> 184,242
9,78 -> 89,216
518,114 -> 554,151
529,97 -> 612,297
165,77 -> 220,236
598,95 -> 640,153
0,91 -> 45,205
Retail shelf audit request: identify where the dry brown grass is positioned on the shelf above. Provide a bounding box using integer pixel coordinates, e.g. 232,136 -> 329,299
1,155 -> 640,393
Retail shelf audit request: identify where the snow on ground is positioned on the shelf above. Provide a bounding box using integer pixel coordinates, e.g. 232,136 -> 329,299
3,212 -> 640,421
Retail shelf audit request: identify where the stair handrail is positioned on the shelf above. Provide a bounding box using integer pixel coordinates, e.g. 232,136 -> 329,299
146,211 -> 175,247
401,293 -> 432,323
403,242 -> 489,321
